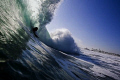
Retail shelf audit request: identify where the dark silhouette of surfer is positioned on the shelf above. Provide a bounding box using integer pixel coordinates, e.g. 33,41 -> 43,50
32,27 -> 39,38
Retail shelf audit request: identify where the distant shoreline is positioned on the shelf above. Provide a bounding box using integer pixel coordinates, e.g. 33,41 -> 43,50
84,48 -> 120,57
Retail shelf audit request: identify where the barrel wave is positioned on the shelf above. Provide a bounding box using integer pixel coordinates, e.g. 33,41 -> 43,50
0,0 -> 120,80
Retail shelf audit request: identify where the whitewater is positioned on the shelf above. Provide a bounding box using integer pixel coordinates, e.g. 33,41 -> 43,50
0,0 -> 120,80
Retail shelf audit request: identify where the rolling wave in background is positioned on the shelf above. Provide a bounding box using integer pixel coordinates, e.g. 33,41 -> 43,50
0,0 -> 120,80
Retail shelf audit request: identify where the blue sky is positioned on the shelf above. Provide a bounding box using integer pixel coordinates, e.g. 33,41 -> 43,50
46,0 -> 120,54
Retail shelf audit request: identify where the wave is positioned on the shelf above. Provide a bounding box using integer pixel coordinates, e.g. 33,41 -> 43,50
0,0 -> 79,55
0,0 -> 120,80
0,0 -> 62,60
49,28 -> 80,55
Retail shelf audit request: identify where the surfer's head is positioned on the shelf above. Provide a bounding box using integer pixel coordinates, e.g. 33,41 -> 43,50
33,27 -> 38,31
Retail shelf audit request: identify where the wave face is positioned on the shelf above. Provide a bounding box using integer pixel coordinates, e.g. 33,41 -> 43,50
0,0 -> 60,60
0,0 -> 120,80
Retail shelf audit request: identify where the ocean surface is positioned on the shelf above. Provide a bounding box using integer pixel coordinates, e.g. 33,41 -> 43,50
0,0 -> 120,80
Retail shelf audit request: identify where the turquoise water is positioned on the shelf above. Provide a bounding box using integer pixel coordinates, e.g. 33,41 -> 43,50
0,0 -> 120,80
0,0 -> 56,60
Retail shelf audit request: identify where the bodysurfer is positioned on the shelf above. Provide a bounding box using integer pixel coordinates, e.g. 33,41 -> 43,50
32,27 -> 39,38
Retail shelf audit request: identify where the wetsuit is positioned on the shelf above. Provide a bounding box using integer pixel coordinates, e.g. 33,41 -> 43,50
32,27 -> 39,38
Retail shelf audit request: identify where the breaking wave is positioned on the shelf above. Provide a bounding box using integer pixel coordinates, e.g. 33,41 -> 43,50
50,28 -> 80,55
0,0 -> 120,80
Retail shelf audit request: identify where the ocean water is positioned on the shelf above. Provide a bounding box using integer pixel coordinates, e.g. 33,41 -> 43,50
0,0 -> 120,80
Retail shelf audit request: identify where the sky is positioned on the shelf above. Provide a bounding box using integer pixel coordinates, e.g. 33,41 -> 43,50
46,0 -> 120,54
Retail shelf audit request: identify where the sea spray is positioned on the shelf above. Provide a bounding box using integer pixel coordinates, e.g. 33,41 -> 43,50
37,0 -> 62,46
